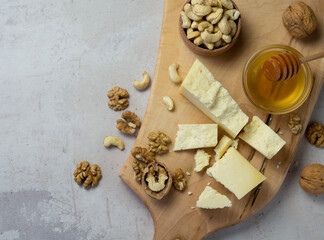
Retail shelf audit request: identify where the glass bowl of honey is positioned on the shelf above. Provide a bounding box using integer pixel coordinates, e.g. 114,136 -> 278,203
242,45 -> 313,114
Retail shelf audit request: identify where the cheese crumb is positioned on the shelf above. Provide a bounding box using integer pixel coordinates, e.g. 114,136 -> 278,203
207,182 -> 211,186
191,207 -> 195,210
194,150 -> 211,172
231,139 -> 239,149
188,191 -> 193,196
186,171 -> 191,176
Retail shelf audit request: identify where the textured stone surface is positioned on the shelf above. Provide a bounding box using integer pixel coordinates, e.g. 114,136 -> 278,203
0,0 -> 323,239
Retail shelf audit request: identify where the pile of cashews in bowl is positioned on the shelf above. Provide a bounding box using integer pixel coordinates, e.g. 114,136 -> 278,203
180,0 -> 240,50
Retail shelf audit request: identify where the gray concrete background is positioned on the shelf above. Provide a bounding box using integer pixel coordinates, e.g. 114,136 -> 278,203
0,0 -> 323,239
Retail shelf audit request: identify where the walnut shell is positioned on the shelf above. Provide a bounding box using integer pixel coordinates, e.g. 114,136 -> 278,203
282,1 -> 317,39
142,162 -> 172,200
299,164 -> 324,195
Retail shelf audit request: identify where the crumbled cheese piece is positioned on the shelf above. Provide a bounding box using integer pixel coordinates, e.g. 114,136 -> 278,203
214,135 -> 233,161
180,59 -> 249,138
231,139 -> 239,149
186,171 -> 191,176
239,116 -> 286,159
188,191 -> 193,196
196,186 -> 232,209
194,150 -> 211,172
207,147 -> 266,200
173,124 -> 218,151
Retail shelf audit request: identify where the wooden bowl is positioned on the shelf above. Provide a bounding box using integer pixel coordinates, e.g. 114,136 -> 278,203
179,0 -> 242,57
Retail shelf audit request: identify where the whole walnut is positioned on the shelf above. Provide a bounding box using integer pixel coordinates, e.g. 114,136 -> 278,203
299,164 -> 324,195
282,1 -> 317,39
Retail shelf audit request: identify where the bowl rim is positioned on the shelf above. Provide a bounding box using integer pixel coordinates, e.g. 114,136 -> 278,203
242,44 -> 314,114
179,0 -> 242,55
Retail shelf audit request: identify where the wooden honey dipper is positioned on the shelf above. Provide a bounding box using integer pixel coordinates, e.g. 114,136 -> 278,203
263,51 -> 324,81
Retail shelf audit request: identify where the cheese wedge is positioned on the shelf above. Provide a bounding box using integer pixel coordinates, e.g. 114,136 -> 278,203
207,147 -> 266,200
180,59 -> 249,138
194,150 -> 211,172
173,124 -> 218,151
214,135 -> 233,161
239,116 -> 286,159
196,186 -> 232,209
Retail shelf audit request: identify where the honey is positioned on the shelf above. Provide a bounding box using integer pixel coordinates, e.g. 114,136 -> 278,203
243,45 -> 312,114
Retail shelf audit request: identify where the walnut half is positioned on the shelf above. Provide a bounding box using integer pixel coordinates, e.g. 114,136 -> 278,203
147,130 -> 171,154
172,168 -> 187,191
116,111 -> 141,134
132,159 -> 145,182
288,113 -> 302,135
306,122 -> 324,147
73,161 -> 102,189
131,146 -> 155,164
107,86 -> 129,111
142,162 -> 172,200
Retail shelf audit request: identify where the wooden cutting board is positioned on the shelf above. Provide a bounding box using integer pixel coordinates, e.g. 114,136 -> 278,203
119,0 -> 324,239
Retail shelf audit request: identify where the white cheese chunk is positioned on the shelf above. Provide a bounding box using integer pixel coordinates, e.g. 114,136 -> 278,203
231,139 -> 239,149
194,150 -> 211,172
239,116 -> 286,159
196,186 -> 232,209
180,59 -> 249,138
207,147 -> 266,200
214,135 -> 233,161
173,124 -> 218,151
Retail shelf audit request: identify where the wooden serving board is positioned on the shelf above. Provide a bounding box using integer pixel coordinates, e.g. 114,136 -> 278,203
119,0 -> 324,239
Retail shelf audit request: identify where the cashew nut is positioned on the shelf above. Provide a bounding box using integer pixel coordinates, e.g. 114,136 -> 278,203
187,30 -> 200,39
207,0 -> 219,7
203,41 -> 214,50
168,63 -> 181,83
193,4 -> 212,17
191,0 -> 205,4
225,9 -> 240,20
187,28 -> 194,34
103,136 -> 124,150
191,20 -> 200,29
206,8 -> 223,24
193,36 -> 203,45
218,14 -> 231,35
222,34 -> 232,43
220,0 -> 233,9
214,40 -> 222,47
133,71 -> 150,90
162,96 -> 175,111
180,11 -> 191,28
184,4 -> 203,21
201,30 -> 222,43
198,21 -> 213,32
213,26 -> 220,33
228,19 -> 237,37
